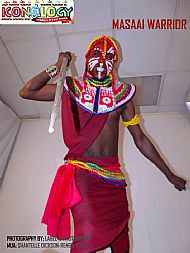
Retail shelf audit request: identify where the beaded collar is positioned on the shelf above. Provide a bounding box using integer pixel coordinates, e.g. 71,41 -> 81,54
63,76 -> 136,114
84,72 -> 112,87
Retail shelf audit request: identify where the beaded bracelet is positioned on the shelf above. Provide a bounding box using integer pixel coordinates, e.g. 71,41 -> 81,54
45,64 -> 59,79
123,114 -> 140,127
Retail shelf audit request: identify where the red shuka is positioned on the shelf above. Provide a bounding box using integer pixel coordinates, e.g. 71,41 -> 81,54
41,89 -> 130,253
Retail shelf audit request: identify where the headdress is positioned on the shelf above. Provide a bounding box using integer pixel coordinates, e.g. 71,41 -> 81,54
85,35 -> 118,62
83,35 -> 119,92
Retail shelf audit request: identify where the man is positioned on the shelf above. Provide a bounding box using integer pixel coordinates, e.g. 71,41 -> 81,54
19,35 -> 186,253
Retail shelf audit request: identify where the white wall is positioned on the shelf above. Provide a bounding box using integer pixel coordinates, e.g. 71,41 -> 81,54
123,113 -> 190,253
0,113 -> 190,253
0,100 -> 21,179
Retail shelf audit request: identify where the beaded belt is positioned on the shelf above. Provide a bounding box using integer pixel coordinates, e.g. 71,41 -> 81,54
68,159 -> 126,187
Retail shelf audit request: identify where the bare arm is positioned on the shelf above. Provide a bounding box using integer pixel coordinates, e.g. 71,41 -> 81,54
19,52 -> 71,101
122,100 -> 186,191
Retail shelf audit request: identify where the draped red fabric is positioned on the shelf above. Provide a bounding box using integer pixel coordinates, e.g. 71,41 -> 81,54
41,88 -> 130,252
61,89 -> 108,161
41,89 -> 110,238
41,164 -> 82,239
71,166 -> 130,253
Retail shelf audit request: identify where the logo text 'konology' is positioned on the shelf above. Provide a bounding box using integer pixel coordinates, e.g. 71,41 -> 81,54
0,0 -> 74,24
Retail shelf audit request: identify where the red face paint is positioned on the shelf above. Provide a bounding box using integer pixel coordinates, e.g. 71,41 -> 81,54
85,36 -> 118,81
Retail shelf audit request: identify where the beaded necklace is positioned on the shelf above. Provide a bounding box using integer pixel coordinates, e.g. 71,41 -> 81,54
64,76 -> 136,114
84,72 -> 112,87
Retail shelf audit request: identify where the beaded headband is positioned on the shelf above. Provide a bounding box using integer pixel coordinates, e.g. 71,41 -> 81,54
85,35 -> 118,62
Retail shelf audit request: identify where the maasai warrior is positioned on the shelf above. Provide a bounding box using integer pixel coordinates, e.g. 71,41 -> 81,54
20,35 -> 186,253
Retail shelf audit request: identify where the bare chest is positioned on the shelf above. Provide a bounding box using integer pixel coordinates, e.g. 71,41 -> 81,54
83,107 -> 123,157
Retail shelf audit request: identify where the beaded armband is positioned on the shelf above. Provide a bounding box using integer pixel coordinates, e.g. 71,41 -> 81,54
45,64 -> 59,79
123,114 -> 140,127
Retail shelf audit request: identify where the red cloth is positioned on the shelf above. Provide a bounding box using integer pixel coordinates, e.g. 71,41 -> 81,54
41,89 -> 112,239
70,159 -> 130,253
41,163 -> 82,239
61,88 -> 108,160
41,89 -> 130,252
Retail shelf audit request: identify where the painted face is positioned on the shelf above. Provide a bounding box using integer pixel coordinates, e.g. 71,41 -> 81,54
86,37 -> 117,81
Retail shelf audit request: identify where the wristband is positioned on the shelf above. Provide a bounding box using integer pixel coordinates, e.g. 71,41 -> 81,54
45,64 -> 59,79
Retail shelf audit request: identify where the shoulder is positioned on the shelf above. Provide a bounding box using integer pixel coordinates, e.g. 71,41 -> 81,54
121,99 -> 135,114
114,80 -> 136,108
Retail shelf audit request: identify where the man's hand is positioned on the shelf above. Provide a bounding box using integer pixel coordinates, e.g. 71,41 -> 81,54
168,174 -> 187,191
56,52 -> 72,69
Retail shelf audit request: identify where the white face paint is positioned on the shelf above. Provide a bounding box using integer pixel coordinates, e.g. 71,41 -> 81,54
87,54 -> 106,80
105,46 -> 114,76
88,57 -> 99,72
87,44 -> 115,80
105,59 -> 114,76
97,63 -> 104,80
